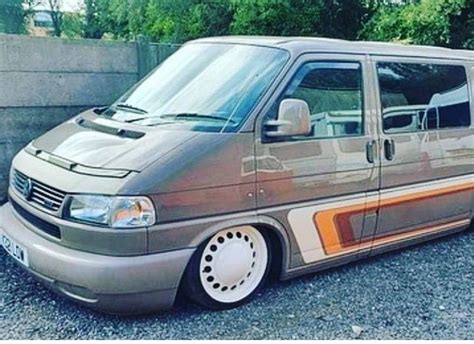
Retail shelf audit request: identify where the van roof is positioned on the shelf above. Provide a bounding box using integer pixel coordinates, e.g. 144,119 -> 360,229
193,36 -> 474,61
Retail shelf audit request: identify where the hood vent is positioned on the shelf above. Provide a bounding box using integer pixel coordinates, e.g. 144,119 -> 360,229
77,117 -> 145,139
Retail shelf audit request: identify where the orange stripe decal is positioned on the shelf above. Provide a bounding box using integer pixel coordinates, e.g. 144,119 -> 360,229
313,181 -> 474,256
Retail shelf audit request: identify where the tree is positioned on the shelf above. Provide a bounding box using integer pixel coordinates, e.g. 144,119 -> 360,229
360,0 -> 473,48
94,0 -> 234,43
230,0 -> 370,40
61,11 -> 83,38
47,0 -> 63,37
144,0 -> 201,43
448,0 -> 474,49
318,0 -> 371,39
230,0 -> 323,36
66,0 -> 473,50
0,0 -> 26,33
83,0 -> 107,38
187,0 -> 234,39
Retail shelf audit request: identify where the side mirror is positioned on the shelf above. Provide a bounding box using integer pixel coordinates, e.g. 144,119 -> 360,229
265,99 -> 311,138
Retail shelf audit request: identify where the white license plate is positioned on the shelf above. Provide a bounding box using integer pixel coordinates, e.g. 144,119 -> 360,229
2,234 -> 29,267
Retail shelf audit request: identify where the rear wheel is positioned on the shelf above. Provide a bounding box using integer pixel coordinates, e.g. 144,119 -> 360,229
183,226 -> 271,310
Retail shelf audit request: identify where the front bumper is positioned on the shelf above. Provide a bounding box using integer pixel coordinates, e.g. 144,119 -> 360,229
0,202 -> 195,315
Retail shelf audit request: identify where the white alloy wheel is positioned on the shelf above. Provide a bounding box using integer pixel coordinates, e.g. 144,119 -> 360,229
199,226 -> 269,303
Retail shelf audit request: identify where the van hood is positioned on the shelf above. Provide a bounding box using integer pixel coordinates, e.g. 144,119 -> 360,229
31,111 -> 198,173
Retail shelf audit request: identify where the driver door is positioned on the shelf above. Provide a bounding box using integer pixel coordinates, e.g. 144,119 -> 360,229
255,54 -> 379,266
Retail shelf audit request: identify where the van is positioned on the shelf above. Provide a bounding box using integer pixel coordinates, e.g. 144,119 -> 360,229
1,37 -> 473,314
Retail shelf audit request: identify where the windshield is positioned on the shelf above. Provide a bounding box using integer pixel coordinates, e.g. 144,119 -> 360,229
103,43 -> 289,132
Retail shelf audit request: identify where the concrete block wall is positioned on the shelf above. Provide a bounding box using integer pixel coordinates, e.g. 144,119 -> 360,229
0,34 -> 180,203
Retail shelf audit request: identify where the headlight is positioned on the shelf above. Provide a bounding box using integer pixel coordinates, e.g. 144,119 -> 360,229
66,195 -> 156,228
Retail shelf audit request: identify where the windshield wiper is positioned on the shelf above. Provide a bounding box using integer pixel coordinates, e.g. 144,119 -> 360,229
114,103 -> 148,114
161,113 -> 236,124
122,113 -> 237,125
124,115 -> 163,123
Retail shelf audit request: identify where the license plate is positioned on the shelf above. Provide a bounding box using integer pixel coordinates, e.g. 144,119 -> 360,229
1,234 -> 29,267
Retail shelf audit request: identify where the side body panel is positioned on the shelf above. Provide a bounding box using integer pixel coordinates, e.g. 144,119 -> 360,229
121,132 -> 257,224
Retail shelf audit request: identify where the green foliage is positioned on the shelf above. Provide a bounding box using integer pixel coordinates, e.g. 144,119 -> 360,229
82,0 -> 105,38
231,0 -> 312,36
142,0 -> 233,43
144,0 -> 195,42
8,0 -> 470,49
61,12 -> 83,38
230,0 -> 369,39
85,0 -> 371,43
0,0 -> 26,34
360,0 -> 473,48
188,1 -> 234,38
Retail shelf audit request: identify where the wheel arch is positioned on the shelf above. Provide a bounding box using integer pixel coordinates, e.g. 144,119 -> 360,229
187,214 -> 291,280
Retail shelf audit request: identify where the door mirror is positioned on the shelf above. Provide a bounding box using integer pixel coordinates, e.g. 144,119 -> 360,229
265,99 -> 312,138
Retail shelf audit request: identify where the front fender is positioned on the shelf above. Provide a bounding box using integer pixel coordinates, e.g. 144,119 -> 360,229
187,214 -> 291,280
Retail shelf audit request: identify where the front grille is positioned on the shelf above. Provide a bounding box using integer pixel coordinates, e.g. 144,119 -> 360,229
10,198 -> 62,239
12,170 -> 66,212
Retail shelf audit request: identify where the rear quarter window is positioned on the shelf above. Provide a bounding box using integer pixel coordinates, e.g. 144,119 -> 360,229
376,62 -> 471,133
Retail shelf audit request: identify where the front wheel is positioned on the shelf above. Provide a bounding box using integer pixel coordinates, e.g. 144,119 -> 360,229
183,226 -> 272,310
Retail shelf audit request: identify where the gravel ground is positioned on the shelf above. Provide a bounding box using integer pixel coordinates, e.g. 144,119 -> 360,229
1,230 -> 473,340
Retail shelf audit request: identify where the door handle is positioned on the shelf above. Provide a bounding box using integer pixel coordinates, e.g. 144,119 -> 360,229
366,140 -> 376,163
384,139 -> 395,161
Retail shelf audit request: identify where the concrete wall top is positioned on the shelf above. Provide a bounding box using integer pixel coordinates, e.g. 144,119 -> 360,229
0,34 -> 143,108
0,34 -> 138,74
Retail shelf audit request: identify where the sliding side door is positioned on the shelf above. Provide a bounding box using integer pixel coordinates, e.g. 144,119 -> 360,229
371,57 -> 473,251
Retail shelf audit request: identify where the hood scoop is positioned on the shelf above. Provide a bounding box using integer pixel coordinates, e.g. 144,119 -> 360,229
77,117 -> 145,139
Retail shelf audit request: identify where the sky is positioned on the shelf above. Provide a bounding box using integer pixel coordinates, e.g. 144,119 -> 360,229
34,0 -> 84,12
61,0 -> 83,12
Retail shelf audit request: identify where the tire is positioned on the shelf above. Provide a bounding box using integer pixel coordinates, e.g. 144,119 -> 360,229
183,226 -> 272,310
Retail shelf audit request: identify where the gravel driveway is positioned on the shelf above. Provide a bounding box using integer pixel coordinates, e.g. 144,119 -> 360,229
1,230 -> 473,340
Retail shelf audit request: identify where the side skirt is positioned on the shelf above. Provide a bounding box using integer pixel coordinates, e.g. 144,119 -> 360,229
281,218 -> 470,281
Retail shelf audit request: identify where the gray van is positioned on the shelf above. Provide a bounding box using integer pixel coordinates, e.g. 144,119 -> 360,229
1,37 -> 473,314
